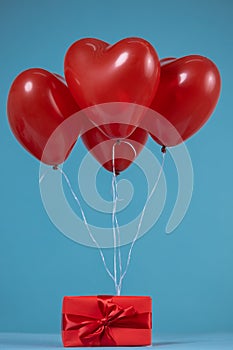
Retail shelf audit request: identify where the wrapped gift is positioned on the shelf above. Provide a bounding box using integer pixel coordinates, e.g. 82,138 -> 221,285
62,295 -> 152,347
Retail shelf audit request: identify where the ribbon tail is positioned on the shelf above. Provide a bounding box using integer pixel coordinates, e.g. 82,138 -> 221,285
100,326 -> 117,346
80,323 -> 103,346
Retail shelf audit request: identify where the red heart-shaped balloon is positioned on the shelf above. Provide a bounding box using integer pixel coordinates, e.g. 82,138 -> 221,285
64,37 -> 160,139
7,68 -> 80,165
81,118 -> 148,174
149,55 -> 221,146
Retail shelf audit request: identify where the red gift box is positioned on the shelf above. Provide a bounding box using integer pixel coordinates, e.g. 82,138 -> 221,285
62,295 -> 152,347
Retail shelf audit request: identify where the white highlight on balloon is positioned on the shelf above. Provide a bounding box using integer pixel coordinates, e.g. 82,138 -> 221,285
24,81 -> 32,92
115,52 -> 129,68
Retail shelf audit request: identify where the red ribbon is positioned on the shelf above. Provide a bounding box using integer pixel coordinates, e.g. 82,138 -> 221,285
62,295 -> 151,346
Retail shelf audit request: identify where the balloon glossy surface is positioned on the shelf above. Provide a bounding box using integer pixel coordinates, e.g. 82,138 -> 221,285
150,55 -> 221,146
64,37 -> 160,138
7,68 -> 80,165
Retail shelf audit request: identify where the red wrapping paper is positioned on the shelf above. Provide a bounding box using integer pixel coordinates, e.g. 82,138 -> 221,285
62,295 -> 152,347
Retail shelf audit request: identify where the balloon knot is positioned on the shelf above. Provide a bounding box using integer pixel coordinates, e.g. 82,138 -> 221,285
53,165 -> 58,170
161,146 -> 166,153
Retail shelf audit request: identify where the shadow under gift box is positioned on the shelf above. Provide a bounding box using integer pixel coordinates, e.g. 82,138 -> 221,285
62,295 -> 152,347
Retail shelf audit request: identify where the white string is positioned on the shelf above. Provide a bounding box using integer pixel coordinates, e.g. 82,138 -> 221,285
111,142 -> 122,295
111,140 -> 137,295
40,141 -> 163,295
111,164 -> 118,294
118,151 -> 166,291
39,168 -> 50,184
115,184 -> 122,293
55,166 -> 115,282
121,140 -> 137,157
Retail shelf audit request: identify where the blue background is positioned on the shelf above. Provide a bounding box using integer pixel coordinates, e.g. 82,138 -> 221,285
0,0 -> 232,337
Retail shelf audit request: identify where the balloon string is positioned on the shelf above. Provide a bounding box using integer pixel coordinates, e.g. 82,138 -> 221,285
56,166 -> 115,282
112,142 -> 121,295
121,140 -> 137,157
111,171 -> 118,293
114,184 -> 122,294
39,168 -> 50,184
118,151 -> 166,290
111,140 -> 137,295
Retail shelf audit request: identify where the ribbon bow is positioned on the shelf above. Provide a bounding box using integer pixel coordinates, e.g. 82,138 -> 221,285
63,295 -> 151,346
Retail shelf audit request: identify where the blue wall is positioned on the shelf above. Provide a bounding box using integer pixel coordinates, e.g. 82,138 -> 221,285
0,0 -> 232,335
